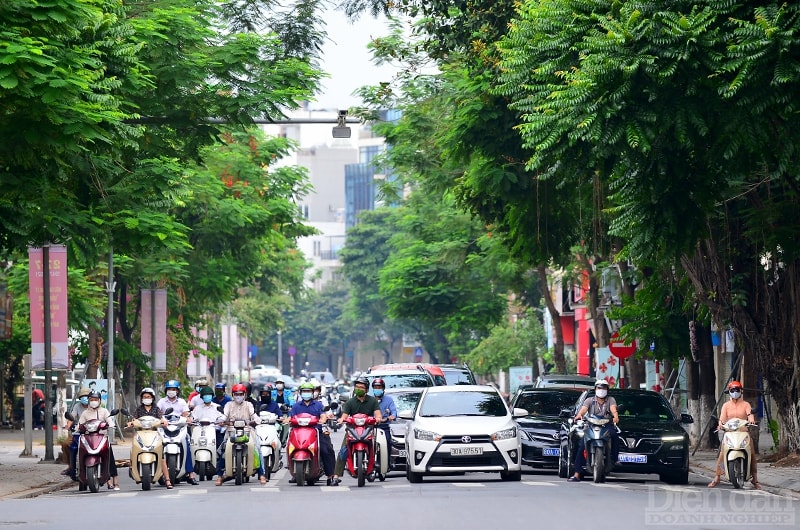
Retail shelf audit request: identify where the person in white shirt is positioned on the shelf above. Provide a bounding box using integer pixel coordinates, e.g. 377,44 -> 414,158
156,379 -> 199,485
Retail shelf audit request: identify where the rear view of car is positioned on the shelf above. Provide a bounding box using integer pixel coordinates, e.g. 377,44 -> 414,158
366,364 -> 435,389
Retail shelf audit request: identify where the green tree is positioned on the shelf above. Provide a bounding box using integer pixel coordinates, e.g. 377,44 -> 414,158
464,310 -> 547,380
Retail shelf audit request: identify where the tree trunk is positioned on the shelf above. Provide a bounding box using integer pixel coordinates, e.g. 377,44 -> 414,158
86,326 -> 99,379
625,357 -> 646,390
538,264 -> 565,373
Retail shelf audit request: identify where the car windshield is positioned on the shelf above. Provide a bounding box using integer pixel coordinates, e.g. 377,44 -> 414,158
370,374 -> 432,388
419,390 -> 508,417
442,369 -> 475,385
612,393 -> 674,421
514,391 -> 580,417
389,391 -> 423,415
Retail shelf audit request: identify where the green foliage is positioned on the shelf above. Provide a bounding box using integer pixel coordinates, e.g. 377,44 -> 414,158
464,310 -> 546,377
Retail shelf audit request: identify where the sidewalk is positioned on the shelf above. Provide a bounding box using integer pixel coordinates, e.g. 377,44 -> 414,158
690,448 -> 800,498
0,427 -> 131,500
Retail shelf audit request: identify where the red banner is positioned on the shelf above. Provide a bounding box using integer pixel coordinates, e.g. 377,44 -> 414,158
140,289 -> 167,371
28,246 -> 70,369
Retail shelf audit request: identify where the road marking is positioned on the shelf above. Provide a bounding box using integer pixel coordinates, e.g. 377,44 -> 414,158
107,492 -> 137,498
522,481 -> 556,486
382,484 -> 412,489
321,486 -> 350,491
588,483 -> 625,489
177,489 -> 208,495
452,483 -> 485,488
250,487 -> 280,492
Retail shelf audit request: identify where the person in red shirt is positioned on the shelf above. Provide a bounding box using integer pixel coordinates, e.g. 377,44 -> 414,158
32,388 -> 46,429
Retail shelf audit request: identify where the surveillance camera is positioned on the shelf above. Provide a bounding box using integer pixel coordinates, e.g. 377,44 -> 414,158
338,110 -> 347,116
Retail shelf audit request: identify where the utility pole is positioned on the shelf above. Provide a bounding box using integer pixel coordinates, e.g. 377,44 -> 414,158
106,246 -> 117,443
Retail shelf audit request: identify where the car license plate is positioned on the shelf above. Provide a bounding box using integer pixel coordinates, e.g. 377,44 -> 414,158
398,450 -> 407,458
542,448 -> 560,456
618,452 -> 647,463
450,447 -> 483,456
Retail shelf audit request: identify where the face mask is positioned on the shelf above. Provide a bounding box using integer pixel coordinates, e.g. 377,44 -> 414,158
215,390 -> 224,396
166,390 -> 177,399
261,394 -> 272,404
89,400 -> 100,409
373,389 -> 384,398
729,390 -> 742,399
354,388 -> 366,398
276,384 -> 284,390
234,395 -> 245,404
595,388 -> 608,398
300,392 -> 313,401
142,398 -> 153,406
79,397 -> 89,406
202,395 -> 213,404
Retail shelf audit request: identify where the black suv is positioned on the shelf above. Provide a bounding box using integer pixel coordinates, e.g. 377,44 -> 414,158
436,363 -> 477,385
511,388 -> 585,469
558,389 -> 693,484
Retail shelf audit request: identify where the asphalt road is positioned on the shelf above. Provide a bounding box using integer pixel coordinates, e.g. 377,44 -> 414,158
2,430 -> 797,530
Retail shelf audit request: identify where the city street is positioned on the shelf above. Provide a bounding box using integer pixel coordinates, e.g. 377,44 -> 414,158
1,429 -> 797,530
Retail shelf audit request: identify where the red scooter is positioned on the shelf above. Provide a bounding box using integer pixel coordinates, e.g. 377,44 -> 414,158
286,413 -> 322,486
65,409 -> 120,493
344,413 -> 377,487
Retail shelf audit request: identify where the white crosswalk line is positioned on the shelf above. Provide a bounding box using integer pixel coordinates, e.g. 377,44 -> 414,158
522,481 -> 556,486
452,483 -> 485,487
250,487 -> 280,492
177,489 -> 208,494
107,492 -> 137,498
381,484 -> 412,489
321,486 -> 350,491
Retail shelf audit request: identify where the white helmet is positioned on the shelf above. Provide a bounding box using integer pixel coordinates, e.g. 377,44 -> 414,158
594,379 -> 609,388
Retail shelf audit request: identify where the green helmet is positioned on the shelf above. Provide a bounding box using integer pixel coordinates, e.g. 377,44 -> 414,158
299,382 -> 314,391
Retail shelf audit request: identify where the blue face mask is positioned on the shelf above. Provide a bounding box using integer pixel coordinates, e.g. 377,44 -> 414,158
202,395 -> 213,404
300,392 -> 313,401
373,389 -> 384,398
79,397 -> 89,406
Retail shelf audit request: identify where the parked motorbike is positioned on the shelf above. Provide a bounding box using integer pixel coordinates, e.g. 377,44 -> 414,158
254,409 -> 282,482
286,413 -> 323,486
574,414 -> 618,483
222,418 -> 257,485
65,409 -> 120,493
717,418 -> 757,489
344,413 -> 378,487
126,412 -> 164,491
190,416 -> 222,481
160,412 -> 189,485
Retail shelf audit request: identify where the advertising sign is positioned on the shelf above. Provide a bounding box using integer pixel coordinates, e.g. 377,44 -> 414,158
29,246 -> 69,369
509,366 -> 533,394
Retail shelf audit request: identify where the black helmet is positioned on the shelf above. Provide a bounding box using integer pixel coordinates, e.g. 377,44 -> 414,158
354,377 -> 369,387
88,390 -> 102,400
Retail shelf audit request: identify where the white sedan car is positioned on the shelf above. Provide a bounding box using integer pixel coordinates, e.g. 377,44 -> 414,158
401,385 -> 527,482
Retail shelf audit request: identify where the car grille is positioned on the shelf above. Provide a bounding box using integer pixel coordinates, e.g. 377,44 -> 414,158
527,432 -> 558,444
623,436 -> 662,454
440,435 -> 493,444
428,453 -> 505,468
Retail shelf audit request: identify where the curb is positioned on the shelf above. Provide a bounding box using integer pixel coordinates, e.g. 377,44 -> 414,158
1,479 -> 74,500
690,460 -> 800,501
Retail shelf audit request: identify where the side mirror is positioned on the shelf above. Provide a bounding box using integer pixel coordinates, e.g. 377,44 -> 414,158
217,405 -> 225,413
559,408 -> 573,419
121,408 -> 130,417
330,402 -> 339,410
109,408 -> 120,416
397,411 -> 413,421
512,407 -> 528,418
680,413 -> 694,424
164,407 -> 174,416
323,406 -> 331,412
64,411 -> 75,422
259,404 -> 268,412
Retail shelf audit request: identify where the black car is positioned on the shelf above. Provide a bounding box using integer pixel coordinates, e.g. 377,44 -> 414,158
384,388 -> 424,473
511,388 -> 585,469
558,389 -> 693,484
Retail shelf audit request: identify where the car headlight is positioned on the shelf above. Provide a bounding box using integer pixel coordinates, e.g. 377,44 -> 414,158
414,428 -> 440,442
661,435 -> 684,442
492,427 -> 517,441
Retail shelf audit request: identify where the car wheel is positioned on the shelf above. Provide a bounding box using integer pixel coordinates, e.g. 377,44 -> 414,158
660,469 -> 689,485
501,470 -> 521,481
406,466 -> 423,483
558,447 -> 569,478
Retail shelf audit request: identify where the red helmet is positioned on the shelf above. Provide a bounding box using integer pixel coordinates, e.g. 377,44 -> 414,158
727,381 -> 742,391
371,377 -> 385,388
231,383 -> 247,394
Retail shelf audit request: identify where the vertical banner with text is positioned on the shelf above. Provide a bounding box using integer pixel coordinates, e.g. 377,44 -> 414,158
0,281 -> 12,340
140,289 -> 167,371
28,246 -> 69,369
186,326 -> 208,377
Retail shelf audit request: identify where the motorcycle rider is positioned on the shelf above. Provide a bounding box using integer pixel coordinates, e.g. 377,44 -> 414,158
244,383 -> 260,412
127,387 -> 172,488
78,390 -> 119,490
62,387 -> 91,478
371,377 -> 397,440
272,379 -> 295,408
258,385 -> 282,415
330,377 -> 383,485
568,379 -> 619,482
286,382 -> 337,485
311,380 -> 329,407
212,382 -> 231,407
188,378 -> 209,410
216,383 -> 267,485
156,380 -> 199,485
708,380 -> 761,489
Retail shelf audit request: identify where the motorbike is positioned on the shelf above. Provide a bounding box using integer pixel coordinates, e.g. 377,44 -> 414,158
190,416 -> 222,481
575,414 -> 618,483
286,413 -> 323,486
327,401 -> 341,432
344,413 -> 379,487
717,418 -> 757,489
160,412 -> 190,485
370,409 -> 391,479
254,409 -> 282,482
126,412 -> 165,491
222,418 -> 258,485
65,409 -> 120,493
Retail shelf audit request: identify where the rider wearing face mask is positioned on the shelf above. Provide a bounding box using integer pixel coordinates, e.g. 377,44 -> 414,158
568,380 -> 620,482
271,379 -> 295,407
128,388 -> 172,487
156,380 -> 199,485
216,383 -> 265,485
330,377 -> 384,485
370,378 -> 397,441
62,387 -> 92,478
78,391 -> 120,489
708,381 -> 760,489
286,382 -> 337,485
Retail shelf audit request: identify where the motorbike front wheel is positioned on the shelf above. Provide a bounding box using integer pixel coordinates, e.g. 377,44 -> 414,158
234,450 -> 244,485
166,454 -> 179,485
87,465 -> 100,493
356,451 -> 366,487
593,446 -> 605,484
728,458 -> 745,489
141,464 -> 152,491
263,455 -> 272,482
294,459 -> 306,487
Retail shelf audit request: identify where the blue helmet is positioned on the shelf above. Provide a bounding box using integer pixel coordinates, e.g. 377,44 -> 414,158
215,382 -> 226,390
165,379 -> 180,391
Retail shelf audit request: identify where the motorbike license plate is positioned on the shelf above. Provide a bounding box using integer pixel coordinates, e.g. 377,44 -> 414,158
542,448 -> 560,456
618,452 -> 647,463
450,447 -> 483,456
398,450 -> 407,458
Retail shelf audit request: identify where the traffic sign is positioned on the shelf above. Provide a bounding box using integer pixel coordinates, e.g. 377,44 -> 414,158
414,347 -> 423,362
287,346 -> 296,357
608,331 -> 637,359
